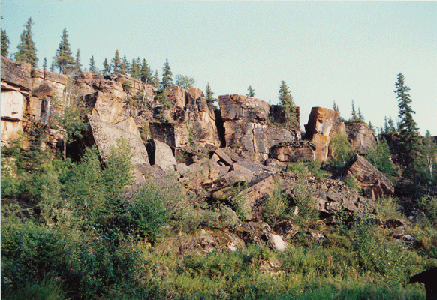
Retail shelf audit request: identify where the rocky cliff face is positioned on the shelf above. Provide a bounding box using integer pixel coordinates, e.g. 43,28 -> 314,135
304,107 -> 344,161
345,121 -> 376,155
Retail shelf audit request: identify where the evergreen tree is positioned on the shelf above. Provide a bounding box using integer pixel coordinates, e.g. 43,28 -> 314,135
130,57 -> 140,79
55,28 -> 75,74
387,117 -> 396,133
279,81 -> 298,127
43,57 -> 47,71
175,74 -> 195,89
383,116 -> 389,134
333,101 -> 339,113
1,29 -> 10,57
350,100 -> 358,121
15,17 -> 38,68
74,49 -> 82,74
206,82 -> 216,109
395,73 -> 421,179
357,107 -> 364,121
140,59 -> 153,84
89,56 -> 97,73
120,55 -> 129,75
103,58 -> 110,76
50,59 -> 55,72
247,86 -> 255,97
153,70 -> 159,88
368,121 -> 374,133
161,59 -> 173,89
111,50 -> 121,75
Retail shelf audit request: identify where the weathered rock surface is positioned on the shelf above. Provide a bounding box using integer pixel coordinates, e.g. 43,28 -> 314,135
304,107 -> 344,161
1,56 -> 32,92
333,154 -> 394,200
345,122 -> 376,155
270,141 -> 315,162
88,115 -> 149,167
148,139 -> 176,172
218,94 -> 299,160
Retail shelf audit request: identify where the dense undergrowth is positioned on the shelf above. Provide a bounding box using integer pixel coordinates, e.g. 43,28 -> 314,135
2,131 -> 437,299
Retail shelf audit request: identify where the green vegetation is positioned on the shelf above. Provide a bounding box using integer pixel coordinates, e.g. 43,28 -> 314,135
55,28 -> 75,74
15,17 -> 38,68
161,58 -> 173,89
366,139 -> 398,179
279,80 -> 298,128
247,85 -> 255,97
1,29 -> 10,57
175,74 -> 195,89
328,132 -> 352,168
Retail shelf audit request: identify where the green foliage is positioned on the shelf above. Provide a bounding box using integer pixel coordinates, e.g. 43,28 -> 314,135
15,17 -> 38,68
74,48 -> 82,74
264,180 -> 288,225
161,58 -> 173,89
129,185 -> 170,242
89,55 -> 97,73
140,58 -> 153,84
247,85 -> 255,97
367,139 -> 398,178
156,88 -> 172,109
279,80 -> 298,127
329,132 -> 352,167
1,29 -> 10,57
205,82 -> 217,109
122,79 -> 132,92
111,49 -> 122,75
102,57 -> 110,76
175,74 -> 195,89
55,28 -> 74,74
418,196 -> 437,225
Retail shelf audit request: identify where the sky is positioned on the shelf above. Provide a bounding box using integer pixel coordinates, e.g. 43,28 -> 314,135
2,1 -> 436,135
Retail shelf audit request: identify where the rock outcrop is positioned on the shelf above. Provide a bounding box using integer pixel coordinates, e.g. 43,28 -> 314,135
218,94 -> 299,161
304,107 -> 344,161
88,115 -> 149,168
345,121 -> 376,155
333,154 -> 394,200
270,141 -> 316,162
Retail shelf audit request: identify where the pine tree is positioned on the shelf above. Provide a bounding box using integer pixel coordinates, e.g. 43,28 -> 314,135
421,130 -> 437,186
120,55 -> 129,75
387,117 -> 396,133
357,107 -> 364,121
1,29 -> 10,57
247,86 -> 255,97
279,81 -> 297,127
333,101 -> 339,113
206,82 -> 216,109
50,59 -> 55,72
111,50 -> 121,75
89,56 -> 97,73
15,17 -> 38,68
161,59 -> 173,89
368,121 -> 374,133
43,57 -> 47,71
140,59 -> 153,84
130,57 -> 140,79
55,28 -> 75,74
103,58 -> 110,76
395,73 -> 421,179
383,116 -> 389,134
74,49 -> 82,74
350,100 -> 358,121
153,70 -> 159,88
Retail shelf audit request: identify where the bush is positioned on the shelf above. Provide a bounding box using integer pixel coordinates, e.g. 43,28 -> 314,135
367,139 -> 398,179
329,132 -> 352,167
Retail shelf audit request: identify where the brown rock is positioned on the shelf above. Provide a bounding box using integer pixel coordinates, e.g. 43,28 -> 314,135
270,141 -> 315,162
1,56 -> 32,91
335,154 -> 394,200
166,85 -> 186,109
203,163 -> 254,193
148,139 -> 176,172
32,83 -> 54,98
345,122 -> 376,155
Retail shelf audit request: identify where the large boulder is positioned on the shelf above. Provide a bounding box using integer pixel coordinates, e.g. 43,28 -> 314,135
345,122 -> 376,155
304,107 -> 344,161
333,154 -> 394,200
88,115 -> 149,168
1,89 -> 26,144
1,56 -> 32,92
148,139 -> 176,172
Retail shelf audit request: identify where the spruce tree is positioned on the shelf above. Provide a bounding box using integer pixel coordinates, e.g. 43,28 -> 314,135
247,86 -> 255,97
15,17 -> 38,68
43,57 -> 47,71
111,50 -> 121,75
89,56 -> 97,73
140,59 -> 153,84
120,55 -> 129,75
103,58 -> 110,76
55,28 -> 75,74
388,117 -> 396,133
395,73 -> 421,179
279,81 -> 297,127
153,70 -> 159,88
357,107 -> 364,122
350,100 -> 358,121
131,57 -> 140,79
1,29 -> 10,57
75,49 -> 82,74
206,82 -> 216,109
161,59 -> 173,89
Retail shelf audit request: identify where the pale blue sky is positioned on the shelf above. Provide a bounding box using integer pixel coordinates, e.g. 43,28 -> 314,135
2,1 -> 436,135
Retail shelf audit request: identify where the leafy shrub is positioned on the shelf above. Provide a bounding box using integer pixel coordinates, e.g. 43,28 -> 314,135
329,132 -> 352,167
366,139 -> 398,179
122,80 -> 132,92
129,185 -> 170,242
264,180 -> 288,226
